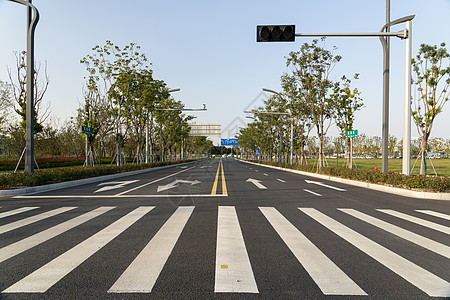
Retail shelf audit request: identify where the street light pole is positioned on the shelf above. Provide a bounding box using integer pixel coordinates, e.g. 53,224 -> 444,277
403,20 -> 412,175
8,0 -> 39,173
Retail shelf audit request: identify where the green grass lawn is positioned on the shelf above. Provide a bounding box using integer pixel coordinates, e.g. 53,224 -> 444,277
322,158 -> 450,177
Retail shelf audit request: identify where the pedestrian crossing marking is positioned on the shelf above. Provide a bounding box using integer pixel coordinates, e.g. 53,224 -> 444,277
260,207 -> 366,295
108,206 -> 194,293
3,206 -> 154,293
0,207 -> 39,219
215,206 -> 258,293
299,207 -> 450,297
416,210 -> 450,221
0,205 -> 448,296
378,209 -> 450,235
340,208 -> 450,259
0,207 -> 77,234
0,206 -> 115,263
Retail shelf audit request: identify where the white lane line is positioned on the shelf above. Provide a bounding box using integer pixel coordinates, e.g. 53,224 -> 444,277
263,173 -> 268,176
0,207 -> 115,263
108,206 -> 194,293
277,179 -> 286,183
305,180 -> 346,192
0,207 -> 39,219
377,209 -> 450,235
0,207 -> 77,235
3,206 -> 154,293
299,208 -> 450,298
303,189 -> 322,197
255,170 -> 259,172
416,210 -> 450,221
13,194 -> 228,199
339,209 -> 450,259
260,207 -> 365,295
215,206 -> 258,293
115,167 -> 195,196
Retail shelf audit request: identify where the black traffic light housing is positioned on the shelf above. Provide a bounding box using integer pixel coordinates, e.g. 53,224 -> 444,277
257,25 -> 296,42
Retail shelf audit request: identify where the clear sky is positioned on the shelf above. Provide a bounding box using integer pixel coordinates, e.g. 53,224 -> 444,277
1,0 -> 449,144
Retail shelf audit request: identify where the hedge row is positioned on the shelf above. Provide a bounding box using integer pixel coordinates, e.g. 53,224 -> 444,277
248,160 -> 450,193
0,160 -> 194,190
0,157 -> 120,171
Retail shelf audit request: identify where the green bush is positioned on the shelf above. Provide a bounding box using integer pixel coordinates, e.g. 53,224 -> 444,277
0,160 -> 194,190
248,160 -> 450,193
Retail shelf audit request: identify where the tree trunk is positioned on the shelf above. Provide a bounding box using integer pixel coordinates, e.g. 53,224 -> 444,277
420,135 -> 427,175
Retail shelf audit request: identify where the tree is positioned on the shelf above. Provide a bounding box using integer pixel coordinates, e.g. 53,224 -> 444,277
81,41 -> 155,165
411,43 -> 450,175
281,73 -> 313,165
332,75 -> 363,167
0,80 -> 14,132
8,51 -> 50,136
286,39 -> 341,170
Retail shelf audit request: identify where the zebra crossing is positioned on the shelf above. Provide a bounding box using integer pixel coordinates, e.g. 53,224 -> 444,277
0,205 -> 449,297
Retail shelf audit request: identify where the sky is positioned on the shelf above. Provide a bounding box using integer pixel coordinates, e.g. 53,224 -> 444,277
1,0 -> 450,145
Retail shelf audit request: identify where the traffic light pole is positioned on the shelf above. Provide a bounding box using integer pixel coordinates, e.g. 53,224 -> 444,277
258,14 -> 414,174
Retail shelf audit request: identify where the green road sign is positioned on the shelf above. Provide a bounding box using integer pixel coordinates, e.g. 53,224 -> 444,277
345,130 -> 358,138
81,126 -> 93,135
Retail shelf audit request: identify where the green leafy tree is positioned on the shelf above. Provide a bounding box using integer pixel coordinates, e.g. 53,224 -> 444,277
332,74 -> 363,167
286,39 -> 341,170
411,43 -> 450,175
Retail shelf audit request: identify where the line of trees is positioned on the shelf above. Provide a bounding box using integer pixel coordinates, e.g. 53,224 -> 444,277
238,39 -> 450,174
0,41 -> 214,163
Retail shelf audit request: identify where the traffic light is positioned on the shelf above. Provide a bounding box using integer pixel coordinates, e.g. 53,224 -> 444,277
257,25 -> 295,42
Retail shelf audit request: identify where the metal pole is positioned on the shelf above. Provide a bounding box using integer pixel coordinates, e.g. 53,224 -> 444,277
381,0 -> 390,173
402,20 -> 412,175
25,0 -> 38,173
350,137 -> 353,169
85,134 -> 88,167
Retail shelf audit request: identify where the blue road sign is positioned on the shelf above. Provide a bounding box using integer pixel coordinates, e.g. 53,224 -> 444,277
221,138 -> 239,146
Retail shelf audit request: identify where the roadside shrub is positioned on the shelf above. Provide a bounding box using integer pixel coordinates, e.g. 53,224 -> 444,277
0,160 -> 194,190
248,160 -> 450,193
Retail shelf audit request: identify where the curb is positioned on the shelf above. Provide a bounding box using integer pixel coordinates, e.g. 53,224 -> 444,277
0,161 -> 195,198
242,160 -> 450,201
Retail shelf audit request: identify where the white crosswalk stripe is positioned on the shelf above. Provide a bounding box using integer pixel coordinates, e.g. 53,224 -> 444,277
0,205 -> 448,297
0,207 -> 77,234
340,208 -> 450,259
378,209 -> 450,234
3,206 -> 154,293
215,206 -> 258,293
0,207 -> 115,263
108,206 -> 194,293
300,208 -> 450,297
0,207 -> 39,219
415,209 -> 450,221
260,207 -> 366,295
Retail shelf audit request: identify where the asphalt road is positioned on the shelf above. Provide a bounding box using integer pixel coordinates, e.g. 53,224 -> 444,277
0,158 -> 449,299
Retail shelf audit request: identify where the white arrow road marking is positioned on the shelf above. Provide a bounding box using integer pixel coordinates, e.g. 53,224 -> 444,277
303,189 -> 322,197
246,178 -> 267,190
95,180 -> 139,193
304,180 -> 346,191
157,180 -> 201,193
